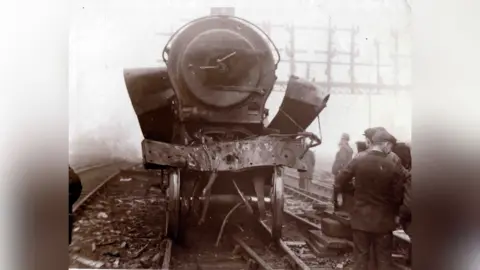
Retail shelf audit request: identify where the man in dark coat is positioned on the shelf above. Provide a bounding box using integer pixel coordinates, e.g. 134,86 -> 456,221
331,133 -> 354,176
69,166 -> 82,244
299,150 -> 315,190
335,141 -> 368,212
331,133 -> 353,210
360,128 -> 413,267
334,130 -> 405,270
393,142 -> 412,265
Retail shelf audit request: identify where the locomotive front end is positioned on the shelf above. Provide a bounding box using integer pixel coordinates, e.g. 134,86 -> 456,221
123,15 -> 330,242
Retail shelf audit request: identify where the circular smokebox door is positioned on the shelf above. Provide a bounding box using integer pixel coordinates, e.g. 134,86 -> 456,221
180,28 -> 262,108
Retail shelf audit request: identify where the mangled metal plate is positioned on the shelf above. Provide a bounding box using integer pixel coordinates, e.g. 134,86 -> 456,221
142,135 -> 309,172
123,67 -> 174,116
268,75 -> 330,134
123,67 -> 176,142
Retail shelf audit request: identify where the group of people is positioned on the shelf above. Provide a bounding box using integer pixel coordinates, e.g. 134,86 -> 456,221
331,127 -> 412,270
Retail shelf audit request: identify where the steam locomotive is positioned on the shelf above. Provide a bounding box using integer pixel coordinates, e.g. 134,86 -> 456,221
123,15 -> 330,242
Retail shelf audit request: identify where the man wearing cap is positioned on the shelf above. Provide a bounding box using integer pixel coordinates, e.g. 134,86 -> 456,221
365,129 -> 412,235
364,127 -> 411,184
363,127 -> 387,148
334,130 -> 405,270
331,133 -> 354,176
331,133 -> 354,211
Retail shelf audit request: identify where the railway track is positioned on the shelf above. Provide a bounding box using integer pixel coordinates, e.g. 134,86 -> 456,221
69,168 -> 349,270
69,165 -> 172,269
224,181 -> 352,270
70,165 -> 410,269
232,182 -> 410,270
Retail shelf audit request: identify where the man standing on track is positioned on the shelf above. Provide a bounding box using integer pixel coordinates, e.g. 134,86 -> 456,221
69,166 -> 83,245
332,133 -> 353,176
299,149 -> 315,190
334,130 -> 405,270
333,141 -> 368,212
331,133 -> 353,209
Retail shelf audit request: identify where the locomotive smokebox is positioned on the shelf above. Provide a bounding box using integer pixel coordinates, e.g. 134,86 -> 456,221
164,16 -> 278,124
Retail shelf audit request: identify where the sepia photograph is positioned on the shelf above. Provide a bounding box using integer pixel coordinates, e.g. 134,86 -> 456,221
68,0 -> 412,269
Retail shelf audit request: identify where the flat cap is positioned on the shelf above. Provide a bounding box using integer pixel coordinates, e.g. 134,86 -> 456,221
372,130 -> 397,144
363,126 -> 387,140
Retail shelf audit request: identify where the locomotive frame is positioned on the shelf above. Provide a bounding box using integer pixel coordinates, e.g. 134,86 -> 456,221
123,15 -> 330,243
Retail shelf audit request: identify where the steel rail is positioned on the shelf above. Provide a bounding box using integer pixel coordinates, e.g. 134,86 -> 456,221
278,239 -> 311,270
257,218 -> 313,270
232,235 -> 274,270
161,239 -> 172,269
72,171 -> 119,213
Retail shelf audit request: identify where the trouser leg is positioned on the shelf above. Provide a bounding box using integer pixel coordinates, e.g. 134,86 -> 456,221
69,180 -> 82,245
407,245 -> 412,266
352,230 -> 371,270
402,221 -> 412,266
69,204 -> 73,245
373,232 -> 394,270
368,245 -> 377,270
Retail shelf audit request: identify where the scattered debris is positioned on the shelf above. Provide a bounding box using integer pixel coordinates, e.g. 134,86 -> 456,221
152,252 -> 162,262
120,177 -> 132,182
232,245 -> 242,256
140,254 -> 151,263
97,212 -> 108,219
97,240 -> 116,246
132,242 -> 150,259
72,255 -> 105,268
113,258 -> 120,268
69,170 -> 166,268
103,250 -> 120,257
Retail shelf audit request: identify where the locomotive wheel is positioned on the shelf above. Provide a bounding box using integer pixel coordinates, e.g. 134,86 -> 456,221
270,166 -> 284,241
166,169 -> 181,239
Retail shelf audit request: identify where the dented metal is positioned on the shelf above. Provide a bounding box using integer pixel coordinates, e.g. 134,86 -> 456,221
142,135 -> 309,172
123,67 -> 174,116
269,75 -> 330,134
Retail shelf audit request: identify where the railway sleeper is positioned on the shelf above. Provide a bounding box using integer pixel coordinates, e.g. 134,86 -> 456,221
320,218 -> 352,240
308,230 -> 353,252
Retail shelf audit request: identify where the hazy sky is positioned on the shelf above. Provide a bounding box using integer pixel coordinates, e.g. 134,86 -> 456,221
69,0 -> 411,170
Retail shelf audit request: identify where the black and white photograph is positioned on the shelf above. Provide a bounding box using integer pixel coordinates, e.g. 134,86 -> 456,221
68,0 -> 412,269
